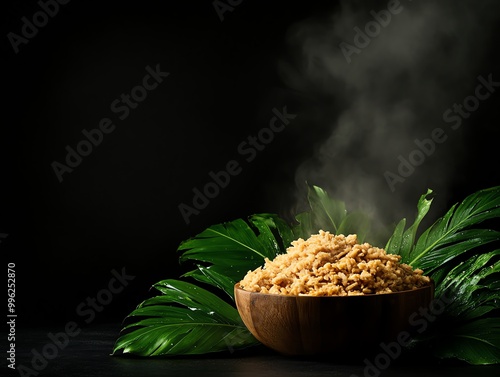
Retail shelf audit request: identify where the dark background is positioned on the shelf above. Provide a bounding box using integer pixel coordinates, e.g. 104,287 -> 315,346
2,0 -> 325,327
2,0 -> 500,335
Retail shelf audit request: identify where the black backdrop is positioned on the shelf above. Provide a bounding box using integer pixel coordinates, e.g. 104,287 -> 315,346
2,0 -> 500,330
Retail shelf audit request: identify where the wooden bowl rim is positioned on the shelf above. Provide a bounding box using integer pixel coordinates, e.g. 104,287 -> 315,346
234,279 -> 434,299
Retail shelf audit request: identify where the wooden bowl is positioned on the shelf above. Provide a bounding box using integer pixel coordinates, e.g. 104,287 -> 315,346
234,282 -> 434,357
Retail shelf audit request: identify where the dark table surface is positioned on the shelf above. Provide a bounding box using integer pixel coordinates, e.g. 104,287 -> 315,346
6,323 -> 500,377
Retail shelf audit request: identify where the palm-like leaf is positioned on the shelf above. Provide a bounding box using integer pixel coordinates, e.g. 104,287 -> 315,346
434,250 -> 500,321
432,318 -> 500,365
385,189 -> 433,261
410,186 -> 500,273
178,213 -> 294,299
307,185 -> 347,234
386,186 -> 500,365
385,186 -> 500,273
112,280 -> 258,356
114,184 -> 500,363
182,265 -> 236,301
293,185 -> 373,243
114,214 -> 293,357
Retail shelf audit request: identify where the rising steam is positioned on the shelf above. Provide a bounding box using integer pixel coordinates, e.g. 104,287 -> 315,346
278,0 -> 499,233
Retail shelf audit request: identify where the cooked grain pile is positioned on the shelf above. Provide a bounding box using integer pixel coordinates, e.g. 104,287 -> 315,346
239,231 -> 430,296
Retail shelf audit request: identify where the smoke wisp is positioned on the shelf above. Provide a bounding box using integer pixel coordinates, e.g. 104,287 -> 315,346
279,0 -> 500,233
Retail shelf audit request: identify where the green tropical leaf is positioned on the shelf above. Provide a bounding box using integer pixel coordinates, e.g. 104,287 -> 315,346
293,211 -> 314,239
113,311 -> 256,356
337,211 -> 372,243
112,280 -> 258,356
434,250 -> 500,320
114,215 -> 293,357
385,189 -> 433,262
409,186 -> 500,271
385,218 -> 406,255
293,184 -> 372,243
178,214 -> 292,288
416,229 -> 500,274
148,279 -> 240,322
248,213 -> 295,256
432,318 -> 500,364
178,218 -> 270,267
182,213 -> 294,301
114,184 -> 500,363
182,265 -> 237,300
384,186 -> 500,364
307,185 -> 346,234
